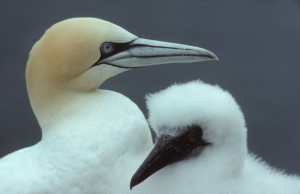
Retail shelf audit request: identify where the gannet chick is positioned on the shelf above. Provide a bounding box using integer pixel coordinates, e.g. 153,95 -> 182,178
130,80 -> 300,194
0,18 -> 217,194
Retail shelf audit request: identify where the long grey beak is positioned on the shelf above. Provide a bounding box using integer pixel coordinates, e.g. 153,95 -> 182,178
96,38 -> 218,69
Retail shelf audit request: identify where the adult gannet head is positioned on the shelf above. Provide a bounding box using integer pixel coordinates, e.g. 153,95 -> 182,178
26,17 -> 217,128
130,80 -> 247,189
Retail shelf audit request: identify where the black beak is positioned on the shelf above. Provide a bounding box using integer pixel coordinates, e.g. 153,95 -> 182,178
130,125 -> 209,189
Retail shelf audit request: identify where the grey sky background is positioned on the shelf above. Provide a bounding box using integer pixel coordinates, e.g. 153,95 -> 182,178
0,0 -> 300,175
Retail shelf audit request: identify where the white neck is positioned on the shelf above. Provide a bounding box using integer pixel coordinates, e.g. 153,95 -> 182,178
26,57 -> 127,130
201,129 -> 248,178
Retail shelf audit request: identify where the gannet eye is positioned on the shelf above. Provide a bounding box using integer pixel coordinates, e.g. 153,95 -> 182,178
186,125 -> 203,142
100,42 -> 115,54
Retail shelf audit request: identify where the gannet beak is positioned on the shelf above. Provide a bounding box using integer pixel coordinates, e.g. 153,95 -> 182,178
130,125 -> 209,189
94,38 -> 218,69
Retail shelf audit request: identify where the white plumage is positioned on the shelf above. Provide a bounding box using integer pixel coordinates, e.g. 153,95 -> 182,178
0,18 -> 216,193
128,80 -> 300,194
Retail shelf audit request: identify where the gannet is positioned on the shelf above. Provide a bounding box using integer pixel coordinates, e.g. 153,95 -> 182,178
129,80 -> 300,194
0,18 -> 217,193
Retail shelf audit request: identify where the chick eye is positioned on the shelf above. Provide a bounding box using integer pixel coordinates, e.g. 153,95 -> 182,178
100,42 -> 115,54
186,125 -> 203,142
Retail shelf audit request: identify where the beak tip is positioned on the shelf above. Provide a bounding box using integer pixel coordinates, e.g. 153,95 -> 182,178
208,51 -> 219,61
130,178 -> 137,190
199,48 -> 218,62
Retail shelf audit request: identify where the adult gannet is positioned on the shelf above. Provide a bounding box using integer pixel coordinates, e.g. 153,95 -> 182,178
0,18 -> 217,193
129,80 -> 300,194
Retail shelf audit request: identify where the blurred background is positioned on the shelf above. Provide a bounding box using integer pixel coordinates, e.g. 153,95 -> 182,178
0,0 -> 300,174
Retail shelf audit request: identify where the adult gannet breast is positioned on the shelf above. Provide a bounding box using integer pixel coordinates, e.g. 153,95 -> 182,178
129,80 -> 300,194
0,18 -> 217,193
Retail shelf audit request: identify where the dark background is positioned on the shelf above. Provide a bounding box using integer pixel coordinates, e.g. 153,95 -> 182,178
0,0 -> 300,175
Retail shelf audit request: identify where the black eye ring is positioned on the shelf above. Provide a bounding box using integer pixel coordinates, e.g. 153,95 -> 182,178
100,42 -> 115,55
